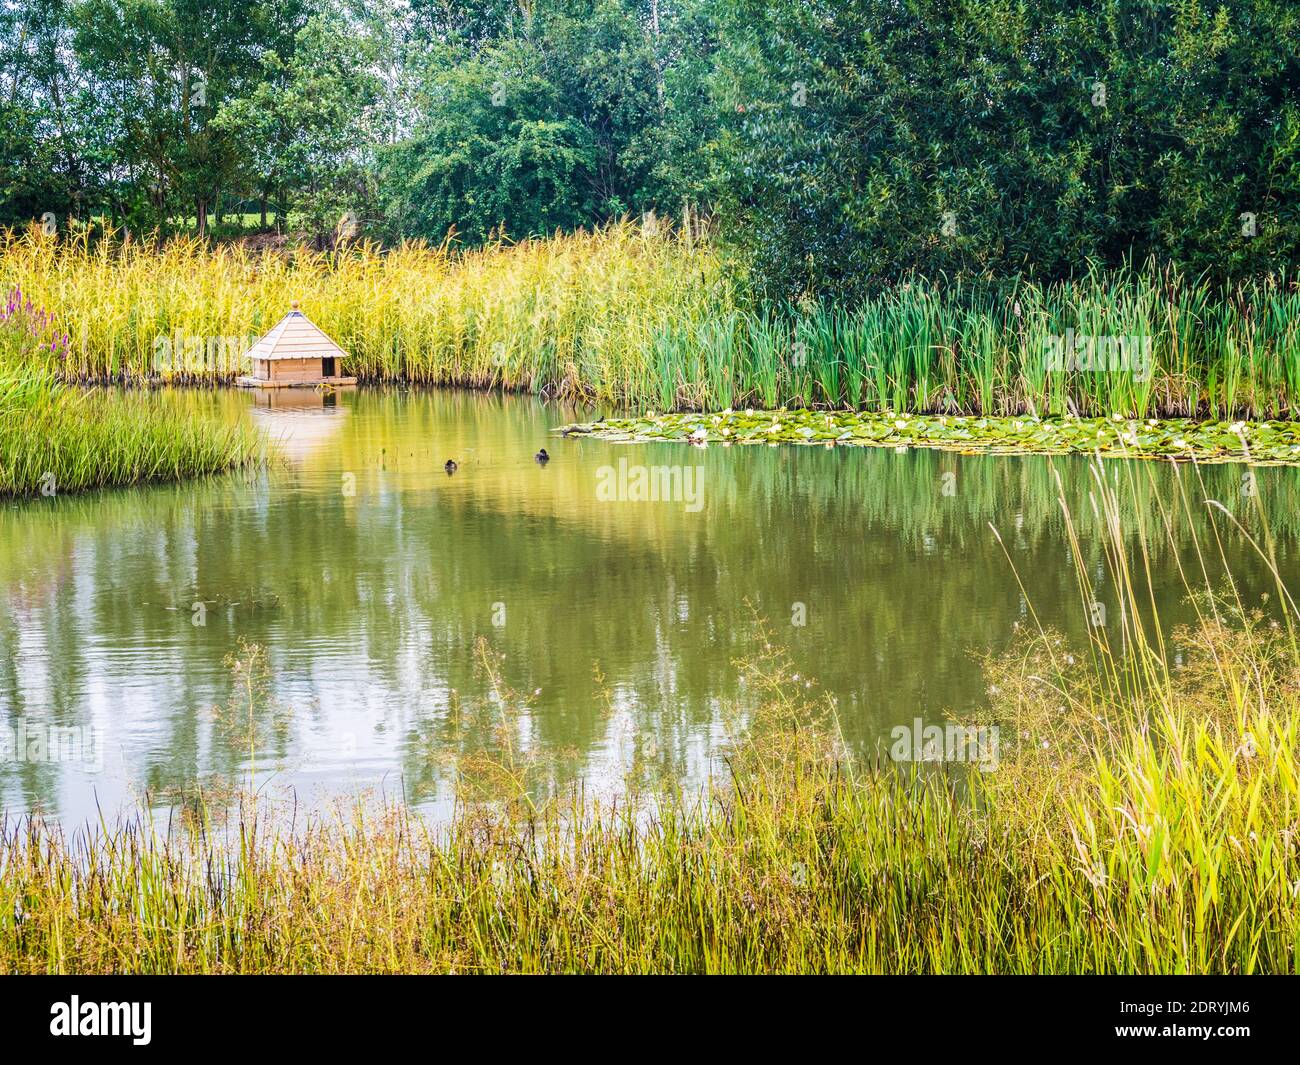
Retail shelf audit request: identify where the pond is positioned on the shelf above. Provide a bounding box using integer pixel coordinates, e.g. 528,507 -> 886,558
2,386 -> 1297,823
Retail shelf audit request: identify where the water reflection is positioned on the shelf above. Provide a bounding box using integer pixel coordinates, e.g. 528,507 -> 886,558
2,387 -> 1296,822
248,387 -> 348,463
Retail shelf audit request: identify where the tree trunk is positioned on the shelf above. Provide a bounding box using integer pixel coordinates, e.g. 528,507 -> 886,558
196,198 -> 208,239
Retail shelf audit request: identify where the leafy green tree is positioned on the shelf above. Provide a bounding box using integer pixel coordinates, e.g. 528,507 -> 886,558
381,39 -> 596,242
66,0 -> 276,235
0,0 -> 89,228
710,0 -> 1300,299
382,0 -> 714,242
217,4 -> 384,246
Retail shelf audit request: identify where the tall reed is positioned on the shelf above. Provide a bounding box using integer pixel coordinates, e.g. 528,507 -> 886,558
4,231 -> 1296,419
0,286 -> 262,496
0,222 -> 730,399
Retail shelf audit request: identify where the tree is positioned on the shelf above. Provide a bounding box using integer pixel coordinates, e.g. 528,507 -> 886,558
709,0 -> 1300,299
0,0 -> 89,228
217,4 -> 385,246
67,0 -> 273,235
381,0 -> 713,242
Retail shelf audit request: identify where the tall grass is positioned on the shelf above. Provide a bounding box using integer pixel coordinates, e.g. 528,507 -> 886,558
0,287 -> 262,496
0,371 -> 263,496
5,229 -> 1298,418
0,222 -> 731,396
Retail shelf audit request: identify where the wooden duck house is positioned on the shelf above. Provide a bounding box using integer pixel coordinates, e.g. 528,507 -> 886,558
237,301 -> 356,388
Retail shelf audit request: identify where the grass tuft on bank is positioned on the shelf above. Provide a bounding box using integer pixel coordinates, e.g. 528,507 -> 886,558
2,284 -> 264,497
0,371 -> 263,496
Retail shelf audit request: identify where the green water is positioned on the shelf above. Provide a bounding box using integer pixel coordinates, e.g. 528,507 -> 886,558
2,387 -> 1297,822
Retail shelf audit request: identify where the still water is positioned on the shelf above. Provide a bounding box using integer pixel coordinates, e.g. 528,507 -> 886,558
3,387 -> 1298,822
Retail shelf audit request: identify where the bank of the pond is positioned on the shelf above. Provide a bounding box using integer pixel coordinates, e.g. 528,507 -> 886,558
2,224 -> 728,396
5,228 -> 1300,420
0,372 -> 262,496
561,408 -> 1300,465
2,612 -> 1295,975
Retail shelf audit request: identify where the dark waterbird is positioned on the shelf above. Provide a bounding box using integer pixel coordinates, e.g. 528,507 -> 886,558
444,459 -> 458,474
535,448 -> 550,464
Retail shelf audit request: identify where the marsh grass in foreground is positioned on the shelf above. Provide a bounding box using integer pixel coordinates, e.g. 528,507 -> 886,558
2,428 -> 1299,974
0,608 -> 1296,974
562,408 -> 1300,465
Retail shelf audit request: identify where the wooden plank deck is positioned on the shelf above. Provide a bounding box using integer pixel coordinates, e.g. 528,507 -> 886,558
235,376 -> 358,389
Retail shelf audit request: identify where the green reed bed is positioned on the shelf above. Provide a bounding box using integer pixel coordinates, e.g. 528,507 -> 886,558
696,265 -> 1300,420
481,258 -> 1300,419
0,371 -> 262,496
4,229 -> 1298,420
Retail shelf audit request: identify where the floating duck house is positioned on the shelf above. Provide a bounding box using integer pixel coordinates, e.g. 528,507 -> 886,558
237,301 -> 356,388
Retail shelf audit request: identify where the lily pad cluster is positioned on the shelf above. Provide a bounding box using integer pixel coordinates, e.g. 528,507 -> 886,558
558,409 -> 1300,465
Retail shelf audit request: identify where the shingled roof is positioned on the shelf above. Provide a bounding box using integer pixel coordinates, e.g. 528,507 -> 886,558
245,302 -> 348,362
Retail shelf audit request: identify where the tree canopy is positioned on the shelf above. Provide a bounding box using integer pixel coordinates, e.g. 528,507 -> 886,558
2,0 -> 1297,292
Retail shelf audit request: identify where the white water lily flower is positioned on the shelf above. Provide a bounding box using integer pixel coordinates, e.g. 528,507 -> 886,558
1111,412 -> 1123,421
1230,421 -> 1247,435
894,419 -> 908,429
1174,438 -> 1188,448
690,427 -> 708,441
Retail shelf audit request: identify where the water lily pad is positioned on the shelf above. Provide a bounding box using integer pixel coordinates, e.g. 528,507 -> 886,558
554,409 -> 1300,466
